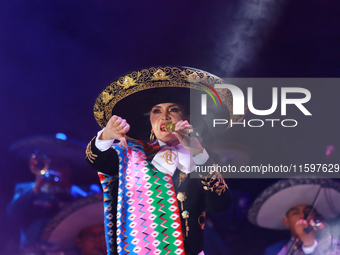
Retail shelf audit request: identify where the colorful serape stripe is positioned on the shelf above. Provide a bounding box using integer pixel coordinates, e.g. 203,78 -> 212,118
99,140 -> 185,255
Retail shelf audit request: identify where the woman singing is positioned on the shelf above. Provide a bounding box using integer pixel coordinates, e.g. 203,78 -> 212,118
86,66 -> 242,255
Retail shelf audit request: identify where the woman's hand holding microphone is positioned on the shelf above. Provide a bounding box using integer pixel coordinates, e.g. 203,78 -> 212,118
169,120 -> 204,156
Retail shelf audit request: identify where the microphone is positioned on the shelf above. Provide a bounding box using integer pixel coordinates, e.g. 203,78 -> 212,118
164,121 -> 199,138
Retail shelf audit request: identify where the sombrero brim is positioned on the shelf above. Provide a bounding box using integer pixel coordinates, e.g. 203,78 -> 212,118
248,178 -> 340,230
93,66 -> 245,141
10,134 -> 89,168
41,193 -> 104,248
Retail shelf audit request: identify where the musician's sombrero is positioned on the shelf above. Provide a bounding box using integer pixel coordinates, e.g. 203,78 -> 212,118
10,133 -> 89,168
93,66 -> 246,141
248,178 -> 340,230
40,193 -> 104,251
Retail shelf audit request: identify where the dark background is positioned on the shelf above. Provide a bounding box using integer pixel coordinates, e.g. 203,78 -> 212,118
1,0 -> 340,254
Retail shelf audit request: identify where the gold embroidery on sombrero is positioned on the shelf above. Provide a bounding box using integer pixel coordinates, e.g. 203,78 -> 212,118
93,66 -> 233,129
151,69 -> 170,81
101,92 -> 114,104
117,75 -> 138,89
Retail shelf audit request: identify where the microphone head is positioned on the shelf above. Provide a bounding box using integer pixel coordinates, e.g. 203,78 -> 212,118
164,121 -> 176,133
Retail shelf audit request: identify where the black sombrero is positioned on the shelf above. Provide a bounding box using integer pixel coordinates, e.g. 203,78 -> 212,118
248,178 -> 340,230
93,66 -> 246,141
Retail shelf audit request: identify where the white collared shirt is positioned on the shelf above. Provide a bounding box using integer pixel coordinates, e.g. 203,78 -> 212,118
94,129 -> 209,175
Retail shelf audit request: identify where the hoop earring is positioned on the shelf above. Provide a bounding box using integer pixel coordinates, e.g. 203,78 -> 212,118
150,131 -> 157,143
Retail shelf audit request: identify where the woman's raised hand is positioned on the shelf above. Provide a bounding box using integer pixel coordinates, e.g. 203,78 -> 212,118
171,120 -> 204,156
100,115 -> 130,147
